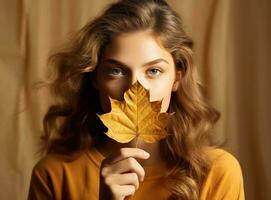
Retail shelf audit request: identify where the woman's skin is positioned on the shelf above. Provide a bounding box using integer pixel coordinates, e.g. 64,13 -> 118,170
93,30 -> 182,200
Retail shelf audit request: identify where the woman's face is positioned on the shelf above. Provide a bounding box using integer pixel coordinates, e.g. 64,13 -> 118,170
94,30 -> 181,113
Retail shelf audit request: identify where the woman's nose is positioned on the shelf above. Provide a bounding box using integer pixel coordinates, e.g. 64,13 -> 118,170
131,71 -> 138,85
120,71 -> 138,94
126,70 -> 149,90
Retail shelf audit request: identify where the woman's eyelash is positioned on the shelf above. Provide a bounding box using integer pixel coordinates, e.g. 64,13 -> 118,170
147,67 -> 163,76
108,67 -> 125,75
106,66 -> 163,77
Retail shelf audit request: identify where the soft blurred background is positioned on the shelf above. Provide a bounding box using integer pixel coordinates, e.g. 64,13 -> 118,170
0,0 -> 270,199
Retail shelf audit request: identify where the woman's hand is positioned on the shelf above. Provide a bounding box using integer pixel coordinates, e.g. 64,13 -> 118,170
99,148 -> 150,200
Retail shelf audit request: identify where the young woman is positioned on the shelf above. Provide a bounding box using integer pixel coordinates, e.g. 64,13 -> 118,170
28,0 -> 245,199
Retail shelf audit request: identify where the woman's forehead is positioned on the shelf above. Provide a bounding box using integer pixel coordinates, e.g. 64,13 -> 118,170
101,30 -> 174,66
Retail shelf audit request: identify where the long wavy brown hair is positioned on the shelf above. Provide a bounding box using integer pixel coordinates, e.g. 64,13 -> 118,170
40,0 -> 220,199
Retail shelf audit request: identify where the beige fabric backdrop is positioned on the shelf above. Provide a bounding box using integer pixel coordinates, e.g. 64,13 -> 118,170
0,0 -> 270,199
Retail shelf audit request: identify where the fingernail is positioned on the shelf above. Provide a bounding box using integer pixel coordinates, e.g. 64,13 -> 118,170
143,151 -> 150,157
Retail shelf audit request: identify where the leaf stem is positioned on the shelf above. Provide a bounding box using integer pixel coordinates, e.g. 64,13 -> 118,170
135,136 -> 139,148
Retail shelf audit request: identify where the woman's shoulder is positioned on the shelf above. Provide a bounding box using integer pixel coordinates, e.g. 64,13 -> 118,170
28,151 -> 96,198
200,147 -> 245,199
32,151 -> 87,175
204,147 -> 244,181
205,147 -> 241,171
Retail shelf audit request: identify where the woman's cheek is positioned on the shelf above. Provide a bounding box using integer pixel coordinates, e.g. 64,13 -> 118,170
149,78 -> 173,99
149,83 -> 173,112
160,92 -> 172,112
103,79 -> 129,100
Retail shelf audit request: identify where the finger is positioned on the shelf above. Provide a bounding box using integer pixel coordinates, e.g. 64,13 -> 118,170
105,173 -> 139,190
105,148 -> 150,164
111,184 -> 136,199
102,157 -> 145,181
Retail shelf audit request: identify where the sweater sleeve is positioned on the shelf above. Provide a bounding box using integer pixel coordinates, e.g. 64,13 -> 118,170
28,162 -> 54,200
200,149 -> 245,200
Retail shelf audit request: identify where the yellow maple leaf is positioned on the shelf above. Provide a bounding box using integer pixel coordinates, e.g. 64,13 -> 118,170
98,81 -> 173,144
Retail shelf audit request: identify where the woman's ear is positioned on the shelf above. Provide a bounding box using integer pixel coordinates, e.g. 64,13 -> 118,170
172,70 -> 182,92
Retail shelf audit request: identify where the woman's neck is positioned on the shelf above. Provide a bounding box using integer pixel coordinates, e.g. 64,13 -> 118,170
95,136 -> 166,167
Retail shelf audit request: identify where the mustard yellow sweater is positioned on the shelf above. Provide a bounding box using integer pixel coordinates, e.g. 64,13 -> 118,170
28,147 -> 245,199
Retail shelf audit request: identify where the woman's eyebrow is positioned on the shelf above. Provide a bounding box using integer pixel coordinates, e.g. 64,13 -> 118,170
101,58 -> 169,67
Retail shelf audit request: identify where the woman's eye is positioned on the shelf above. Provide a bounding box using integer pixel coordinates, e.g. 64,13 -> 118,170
108,67 -> 124,76
147,68 -> 162,77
